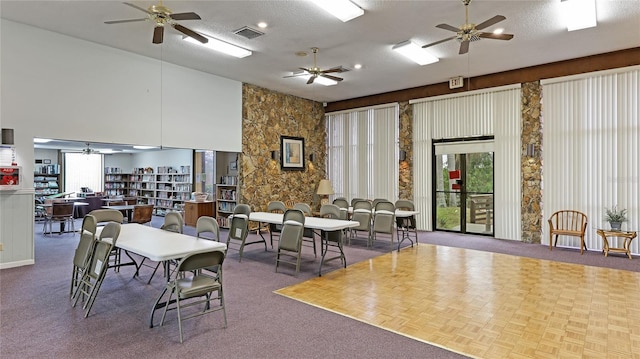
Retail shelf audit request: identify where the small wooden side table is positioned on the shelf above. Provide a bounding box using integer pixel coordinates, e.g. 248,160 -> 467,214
596,229 -> 637,259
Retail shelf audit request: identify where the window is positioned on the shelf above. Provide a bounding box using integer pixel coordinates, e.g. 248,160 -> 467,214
64,153 -> 103,194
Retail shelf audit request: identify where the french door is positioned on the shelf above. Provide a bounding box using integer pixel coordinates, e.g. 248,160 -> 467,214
432,138 -> 494,236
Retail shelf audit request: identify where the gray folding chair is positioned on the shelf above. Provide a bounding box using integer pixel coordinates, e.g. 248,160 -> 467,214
196,216 -> 220,241
371,200 -> 396,249
318,204 -> 346,276
395,199 -> 418,248
145,211 -> 184,283
159,250 -> 227,343
275,209 -> 306,276
293,202 -> 317,257
70,215 -> 97,298
349,200 -> 372,245
226,204 -> 264,261
72,222 -> 121,317
267,201 -> 287,248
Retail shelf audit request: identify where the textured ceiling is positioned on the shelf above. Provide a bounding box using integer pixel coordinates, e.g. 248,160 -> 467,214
1,0 -> 639,105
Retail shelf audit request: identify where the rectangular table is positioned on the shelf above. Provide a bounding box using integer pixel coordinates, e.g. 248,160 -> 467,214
249,212 -> 359,276
97,223 -> 226,327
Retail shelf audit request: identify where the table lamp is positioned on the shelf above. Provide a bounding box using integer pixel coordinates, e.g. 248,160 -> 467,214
317,179 -> 334,206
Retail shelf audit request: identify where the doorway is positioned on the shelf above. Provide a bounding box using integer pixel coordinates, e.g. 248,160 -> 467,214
433,138 -> 494,236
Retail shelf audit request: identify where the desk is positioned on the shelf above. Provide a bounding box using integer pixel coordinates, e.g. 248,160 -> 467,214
596,229 -> 637,259
97,223 -> 226,327
101,205 -> 135,222
249,212 -> 359,276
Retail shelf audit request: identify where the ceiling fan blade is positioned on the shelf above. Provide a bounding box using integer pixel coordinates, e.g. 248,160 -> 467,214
479,32 -> 514,41
299,67 -> 311,73
104,18 -> 147,25
422,36 -> 457,48
173,23 -> 208,44
459,40 -> 470,55
169,12 -> 202,21
307,76 -> 316,85
283,72 -> 310,78
475,15 -> 506,30
321,66 -> 345,74
123,2 -> 152,15
153,26 -> 164,44
320,74 -> 343,82
436,23 -> 460,32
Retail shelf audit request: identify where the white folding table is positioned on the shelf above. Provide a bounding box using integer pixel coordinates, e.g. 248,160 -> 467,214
97,223 -> 226,327
249,212 -> 359,276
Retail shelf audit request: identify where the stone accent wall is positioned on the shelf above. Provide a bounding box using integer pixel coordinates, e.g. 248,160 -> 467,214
521,81 -> 543,243
241,84 -> 326,212
398,101 -> 413,200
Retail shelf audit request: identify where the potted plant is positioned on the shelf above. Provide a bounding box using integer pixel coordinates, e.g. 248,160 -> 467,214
604,205 -> 627,230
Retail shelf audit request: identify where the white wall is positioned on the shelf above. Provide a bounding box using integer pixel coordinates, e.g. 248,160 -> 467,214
0,19 -> 243,268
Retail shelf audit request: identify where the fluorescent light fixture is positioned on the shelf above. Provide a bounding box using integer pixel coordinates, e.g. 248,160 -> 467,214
183,35 -> 252,58
133,145 -> 158,150
560,0 -> 597,31
34,138 -> 52,143
392,41 -> 439,66
309,0 -> 364,22
292,70 -> 339,86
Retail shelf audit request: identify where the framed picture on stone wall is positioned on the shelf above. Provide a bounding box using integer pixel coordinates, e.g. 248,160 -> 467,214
280,136 -> 305,171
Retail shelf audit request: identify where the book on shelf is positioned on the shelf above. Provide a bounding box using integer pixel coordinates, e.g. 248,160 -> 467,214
219,176 -> 237,185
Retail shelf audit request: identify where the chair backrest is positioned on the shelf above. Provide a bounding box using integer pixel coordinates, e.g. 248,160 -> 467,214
267,201 -> 286,213
279,209 -> 305,252
99,222 -> 122,247
161,211 -> 184,234
375,200 -> 395,213
332,198 -> 349,210
293,203 -> 312,215
394,199 -> 415,211
351,198 -> 366,207
548,210 -> 588,232
88,209 -> 124,224
196,216 -> 220,241
320,204 -> 341,219
131,204 -> 154,224
52,202 -> 74,217
124,197 -> 137,205
177,250 -> 225,276
372,198 -> 389,209
74,215 -> 97,268
353,200 -> 372,211
229,204 -> 251,241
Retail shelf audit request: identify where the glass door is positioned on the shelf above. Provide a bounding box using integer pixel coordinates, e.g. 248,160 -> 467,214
433,141 -> 494,236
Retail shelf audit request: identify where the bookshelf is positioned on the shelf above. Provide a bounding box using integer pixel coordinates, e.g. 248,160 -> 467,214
216,175 -> 238,228
129,166 -> 192,215
104,167 -> 129,197
34,164 -> 60,199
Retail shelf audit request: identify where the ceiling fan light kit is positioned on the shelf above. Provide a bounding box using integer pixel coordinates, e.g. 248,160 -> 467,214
284,47 -> 345,85
560,0 -> 597,31
392,41 -> 439,66
309,0 -> 364,22
183,35 -> 252,58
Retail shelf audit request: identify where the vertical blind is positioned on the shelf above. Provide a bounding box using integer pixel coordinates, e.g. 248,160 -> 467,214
411,85 -> 522,237
325,104 -> 399,202
64,153 -> 103,195
541,67 -> 640,254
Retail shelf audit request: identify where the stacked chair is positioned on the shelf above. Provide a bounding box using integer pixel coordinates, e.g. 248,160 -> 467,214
70,215 -> 97,298
349,200 -> 372,245
72,222 -> 121,318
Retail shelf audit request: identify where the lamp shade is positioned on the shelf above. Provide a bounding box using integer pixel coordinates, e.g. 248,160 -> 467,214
317,179 -> 334,195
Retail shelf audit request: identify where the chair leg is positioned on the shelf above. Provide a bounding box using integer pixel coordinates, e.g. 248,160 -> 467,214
177,296 -> 184,343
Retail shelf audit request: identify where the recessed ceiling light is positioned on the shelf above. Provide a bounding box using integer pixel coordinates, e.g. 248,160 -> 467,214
183,35 -> 252,58
354,64 -> 362,69
257,22 -> 268,28
295,51 -> 308,57
34,138 -> 52,143
392,41 -> 439,66
309,0 -> 364,22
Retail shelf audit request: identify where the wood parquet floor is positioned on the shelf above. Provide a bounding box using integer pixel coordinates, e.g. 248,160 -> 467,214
275,244 -> 640,359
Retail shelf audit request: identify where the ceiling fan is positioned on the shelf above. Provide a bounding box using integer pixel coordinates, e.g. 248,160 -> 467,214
422,0 -> 513,55
104,1 -> 207,45
82,143 -> 97,155
284,48 -> 345,85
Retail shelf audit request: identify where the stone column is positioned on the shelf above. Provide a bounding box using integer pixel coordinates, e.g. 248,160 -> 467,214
398,101 -> 413,200
521,81 -> 543,243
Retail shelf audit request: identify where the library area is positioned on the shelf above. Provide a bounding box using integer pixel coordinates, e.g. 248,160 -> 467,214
34,142 -> 239,228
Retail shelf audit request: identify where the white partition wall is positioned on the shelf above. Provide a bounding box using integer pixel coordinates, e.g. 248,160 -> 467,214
541,67 -> 640,254
411,85 -> 522,239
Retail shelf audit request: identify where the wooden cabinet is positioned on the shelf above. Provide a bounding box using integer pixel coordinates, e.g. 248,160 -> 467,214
184,200 -> 215,227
